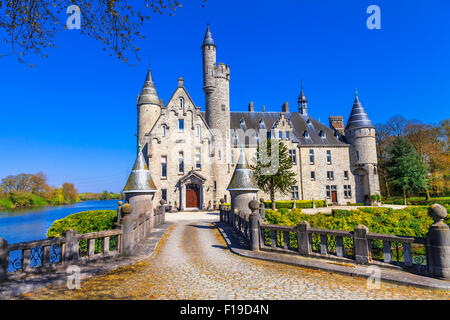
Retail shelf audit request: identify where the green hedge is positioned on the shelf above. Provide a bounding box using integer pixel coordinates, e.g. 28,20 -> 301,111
265,206 -> 449,238
382,197 -> 450,206
263,200 -> 326,209
46,210 -> 117,238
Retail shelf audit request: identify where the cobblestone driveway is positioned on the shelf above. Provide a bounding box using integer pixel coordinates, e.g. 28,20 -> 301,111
22,212 -> 449,300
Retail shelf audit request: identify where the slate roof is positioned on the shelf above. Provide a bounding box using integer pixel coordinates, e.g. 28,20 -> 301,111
227,148 -> 259,191
123,149 -> 157,193
137,64 -> 160,106
202,25 -> 215,47
227,112 -> 347,146
345,95 -> 375,130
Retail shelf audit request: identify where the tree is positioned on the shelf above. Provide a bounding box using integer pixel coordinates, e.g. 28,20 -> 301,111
100,190 -> 110,200
385,137 -> 429,205
251,139 -> 296,210
62,182 -> 78,203
0,0 -> 200,66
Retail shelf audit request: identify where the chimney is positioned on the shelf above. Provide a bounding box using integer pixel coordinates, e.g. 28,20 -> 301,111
160,99 -> 164,107
329,116 -> 345,135
262,105 -> 266,112
178,77 -> 184,87
248,101 -> 254,112
282,101 -> 289,113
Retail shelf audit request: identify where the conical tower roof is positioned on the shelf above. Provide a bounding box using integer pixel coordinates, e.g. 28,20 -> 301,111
123,148 -> 157,193
345,90 -> 375,130
227,147 -> 259,191
137,63 -> 160,106
298,82 -> 307,103
202,24 -> 215,47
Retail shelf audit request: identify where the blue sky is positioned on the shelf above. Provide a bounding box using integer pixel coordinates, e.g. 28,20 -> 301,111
1,0 -> 449,192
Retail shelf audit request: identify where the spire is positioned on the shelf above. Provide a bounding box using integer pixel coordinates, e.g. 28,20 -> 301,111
202,24 -> 215,47
123,149 -> 157,193
137,62 -> 160,106
298,80 -> 308,115
227,148 -> 259,191
345,91 -> 375,130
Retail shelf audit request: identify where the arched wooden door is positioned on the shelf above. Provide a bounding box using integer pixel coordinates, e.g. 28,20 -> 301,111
186,184 -> 200,208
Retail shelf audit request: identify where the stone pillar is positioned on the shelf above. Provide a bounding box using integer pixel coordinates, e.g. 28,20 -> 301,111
354,224 -> 370,264
249,200 -> 260,251
120,204 -> 135,256
426,204 -> 450,279
159,199 -> 166,225
63,229 -> 79,264
0,237 -> 8,281
297,221 -> 311,255
259,198 -> 265,219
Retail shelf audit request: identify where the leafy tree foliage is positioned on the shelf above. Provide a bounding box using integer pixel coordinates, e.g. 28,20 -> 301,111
251,139 -> 296,210
0,0 -> 207,66
385,137 -> 429,205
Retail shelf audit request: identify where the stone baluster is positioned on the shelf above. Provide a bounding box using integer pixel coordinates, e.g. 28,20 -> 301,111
297,221 -> 311,255
120,203 -> 135,256
63,230 -> 79,264
354,224 -> 370,264
249,200 -> 260,251
0,237 -> 8,281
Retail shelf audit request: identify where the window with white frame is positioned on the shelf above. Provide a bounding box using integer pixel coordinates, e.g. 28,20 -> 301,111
178,152 -> 184,174
344,170 -> 349,180
161,156 -> 167,178
291,186 -> 299,200
310,171 -> 315,181
327,150 -> 332,164
289,149 -> 297,164
344,185 -> 352,198
178,119 -> 184,132
286,131 -> 290,140
327,171 -> 334,180
278,131 -> 283,139
309,149 -> 314,164
195,124 -> 201,137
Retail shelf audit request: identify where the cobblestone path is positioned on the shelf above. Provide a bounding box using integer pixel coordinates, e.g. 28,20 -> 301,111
22,216 -> 449,300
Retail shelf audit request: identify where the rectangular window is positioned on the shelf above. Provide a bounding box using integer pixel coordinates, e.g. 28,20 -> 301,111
310,171 -> 315,181
278,131 -> 283,139
326,185 -> 331,199
161,156 -> 167,178
344,170 -> 349,180
327,171 -> 334,180
289,149 -> 297,164
344,185 -> 352,198
178,119 -> 184,131
286,131 -> 290,140
356,151 -> 360,161
309,149 -> 314,164
291,186 -> 299,200
327,150 -> 332,164
178,152 -> 184,174
214,181 -> 217,191
195,147 -> 201,170
161,189 -> 167,202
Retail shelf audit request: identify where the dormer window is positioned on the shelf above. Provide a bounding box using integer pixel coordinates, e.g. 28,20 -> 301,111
306,119 -> 312,125
240,118 -> 246,130
259,119 -> 266,130
319,130 -> 326,138
303,130 -> 310,138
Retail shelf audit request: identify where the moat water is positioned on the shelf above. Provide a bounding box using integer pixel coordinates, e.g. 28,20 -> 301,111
0,200 -> 119,244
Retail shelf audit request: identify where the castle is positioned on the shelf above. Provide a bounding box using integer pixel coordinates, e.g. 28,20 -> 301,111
134,25 -> 380,210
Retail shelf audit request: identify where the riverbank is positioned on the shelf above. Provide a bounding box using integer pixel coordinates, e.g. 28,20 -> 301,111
0,200 -> 119,244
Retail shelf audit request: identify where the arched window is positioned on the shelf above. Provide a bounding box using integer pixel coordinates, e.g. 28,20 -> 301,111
179,97 -> 184,110
162,125 -> 167,137
319,130 -> 326,138
195,124 -> 201,137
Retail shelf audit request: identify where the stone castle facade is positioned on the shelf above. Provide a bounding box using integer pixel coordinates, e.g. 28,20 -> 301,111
135,25 -> 380,210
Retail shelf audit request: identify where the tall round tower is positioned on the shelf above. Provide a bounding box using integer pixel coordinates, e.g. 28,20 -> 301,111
137,63 -> 161,156
201,24 -> 231,202
344,91 -> 380,204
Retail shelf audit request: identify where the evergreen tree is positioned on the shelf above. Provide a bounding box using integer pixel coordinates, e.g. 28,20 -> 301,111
251,139 -> 296,210
385,137 -> 429,205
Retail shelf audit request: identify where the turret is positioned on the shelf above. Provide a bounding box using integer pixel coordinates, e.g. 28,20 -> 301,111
344,90 -> 380,203
137,63 -> 161,155
298,82 -> 308,115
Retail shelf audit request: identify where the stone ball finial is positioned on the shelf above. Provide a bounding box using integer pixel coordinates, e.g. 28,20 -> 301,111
121,203 -> 132,215
249,200 -> 259,211
220,198 -> 225,204
118,201 -> 123,206
428,204 -> 447,223
160,199 -> 166,205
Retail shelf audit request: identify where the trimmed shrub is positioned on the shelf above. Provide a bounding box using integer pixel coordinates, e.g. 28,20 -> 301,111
46,210 -> 117,238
